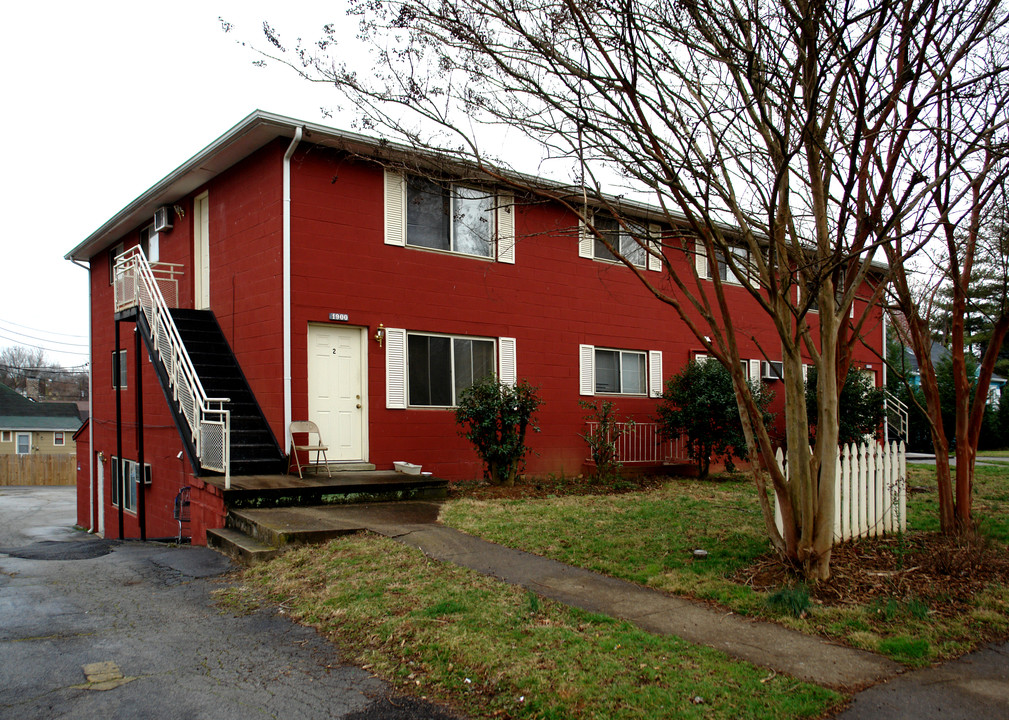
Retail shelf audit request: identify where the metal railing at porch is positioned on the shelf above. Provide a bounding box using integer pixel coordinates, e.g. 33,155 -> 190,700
584,421 -> 691,464
114,246 -> 232,486
884,390 -> 908,441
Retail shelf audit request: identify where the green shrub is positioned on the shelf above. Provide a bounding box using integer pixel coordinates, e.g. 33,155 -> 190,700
455,376 -> 542,485
579,400 -> 633,482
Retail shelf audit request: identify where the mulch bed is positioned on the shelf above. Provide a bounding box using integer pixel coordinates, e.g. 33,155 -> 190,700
736,532 -> 1009,615
447,473 -> 670,501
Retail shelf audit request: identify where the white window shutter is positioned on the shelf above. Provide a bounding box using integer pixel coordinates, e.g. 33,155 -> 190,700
384,169 -> 406,246
385,327 -> 407,408
578,215 -> 593,259
496,192 -> 515,264
649,350 -> 663,398
579,344 -> 595,396
695,238 -> 708,278
802,364 -> 809,383
748,359 -> 761,382
498,337 -> 517,386
647,224 -> 662,272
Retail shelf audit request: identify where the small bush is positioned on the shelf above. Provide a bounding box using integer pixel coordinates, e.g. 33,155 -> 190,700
579,400 -> 633,482
455,376 -> 542,485
766,584 -> 810,618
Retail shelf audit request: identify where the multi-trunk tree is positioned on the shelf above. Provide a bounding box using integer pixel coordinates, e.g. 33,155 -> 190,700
249,0 -> 1009,576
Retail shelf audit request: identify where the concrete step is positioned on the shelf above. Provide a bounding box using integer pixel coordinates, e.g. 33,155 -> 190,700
206,527 -> 281,565
227,507 -> 363,548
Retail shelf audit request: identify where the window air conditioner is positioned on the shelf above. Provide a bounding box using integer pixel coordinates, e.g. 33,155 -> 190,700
762,361 -> 784,380
153,206 -> 173,233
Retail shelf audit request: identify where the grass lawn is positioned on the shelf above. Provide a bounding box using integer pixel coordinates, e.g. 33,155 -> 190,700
223,534 -> 840,720
441,464 -> 1009,667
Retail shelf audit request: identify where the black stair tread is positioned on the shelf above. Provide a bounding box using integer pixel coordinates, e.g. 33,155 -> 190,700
156,308 -> 285,475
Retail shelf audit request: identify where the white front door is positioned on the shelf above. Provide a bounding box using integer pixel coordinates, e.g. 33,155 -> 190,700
193,192 -> 210,309
307,324 -> 367,462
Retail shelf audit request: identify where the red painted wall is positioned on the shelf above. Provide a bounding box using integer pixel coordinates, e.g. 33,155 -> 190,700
80,138 -> 885,542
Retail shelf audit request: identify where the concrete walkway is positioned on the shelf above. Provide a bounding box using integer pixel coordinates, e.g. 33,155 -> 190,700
243,501 -> 901,690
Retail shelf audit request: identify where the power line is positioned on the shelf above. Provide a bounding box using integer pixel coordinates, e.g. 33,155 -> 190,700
0,324 -> 90,348
0,334 -> 90,357
0,318 -> 87,339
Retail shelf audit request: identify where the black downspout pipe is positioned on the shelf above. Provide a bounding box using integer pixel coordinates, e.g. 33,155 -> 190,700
135,325 -> 146,542
115,319 -> 123,540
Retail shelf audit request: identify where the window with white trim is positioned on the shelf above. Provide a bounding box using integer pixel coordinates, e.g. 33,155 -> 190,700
580,214 -> 662,271
112,349 -> 127,389
580,345 -> 663,397
54,431 -> 65,447
140,224 -> 159,263
16,432 -> 30,455
407,333 -> 495,406
695,240 -> 750,284
407,176 -> 494,257
1,431 -> 10,442
386,170 -> 515,263
109,242 -> 124,285
111,457 -> 150,513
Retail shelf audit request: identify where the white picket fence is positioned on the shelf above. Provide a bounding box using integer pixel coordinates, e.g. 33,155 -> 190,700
774,441 -> 907,543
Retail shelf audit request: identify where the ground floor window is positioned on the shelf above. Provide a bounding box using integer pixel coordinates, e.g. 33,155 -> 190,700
408,333 -> 496,407
16,432 -> 31,455
111,457 -> 150,513
579,344 -> 663,398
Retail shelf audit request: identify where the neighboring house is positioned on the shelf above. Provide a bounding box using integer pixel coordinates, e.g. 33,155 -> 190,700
900,342 -> 1006,407
65,111 -> 886,543
0,383 -> 82,457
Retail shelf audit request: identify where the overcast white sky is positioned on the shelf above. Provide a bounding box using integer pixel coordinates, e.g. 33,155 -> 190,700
0,1 -> 361,368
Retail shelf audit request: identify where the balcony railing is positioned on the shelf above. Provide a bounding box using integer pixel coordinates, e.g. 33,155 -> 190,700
114,247 -> 231,486
584,422 -> 690,464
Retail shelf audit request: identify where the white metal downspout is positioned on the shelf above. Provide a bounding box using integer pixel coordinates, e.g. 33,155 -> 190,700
71,259 -> 99,535
283,127 -> 303,455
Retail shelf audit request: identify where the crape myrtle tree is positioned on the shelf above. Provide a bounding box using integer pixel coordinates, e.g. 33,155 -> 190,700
250,0 -> 1009,577
887,202 -> 1009,532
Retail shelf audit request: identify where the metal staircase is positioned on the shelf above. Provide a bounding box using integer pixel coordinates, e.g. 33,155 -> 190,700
114,247 -> 285,485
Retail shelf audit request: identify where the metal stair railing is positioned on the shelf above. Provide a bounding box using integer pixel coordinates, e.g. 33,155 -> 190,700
884,390 -> 908,441
114,246 -> 232,486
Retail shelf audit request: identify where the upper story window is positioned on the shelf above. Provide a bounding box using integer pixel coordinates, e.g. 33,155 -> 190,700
580,214 -> 661,271
54,431 -> 65,446
109,243 -> 124,285
140,225 -> 159,263
385,170 -> 515,264
407,177 -> 494,258
693,238 -> 752,285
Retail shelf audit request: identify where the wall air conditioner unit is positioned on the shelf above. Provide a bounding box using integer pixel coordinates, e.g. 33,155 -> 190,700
153,206 -> 173,233
762,360 -> 784,381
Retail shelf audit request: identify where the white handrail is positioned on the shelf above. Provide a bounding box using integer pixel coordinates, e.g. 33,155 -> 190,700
884,390 -> 908,441
584,422 -> 689,464
114,246 -> 231,486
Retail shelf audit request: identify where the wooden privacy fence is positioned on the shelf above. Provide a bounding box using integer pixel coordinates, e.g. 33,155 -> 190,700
0,454 -> 77,486
584,422 -> 691,464
774,441 -> 907,543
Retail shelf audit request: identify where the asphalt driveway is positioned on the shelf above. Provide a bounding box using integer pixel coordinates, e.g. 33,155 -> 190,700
0,486 -> 460,720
